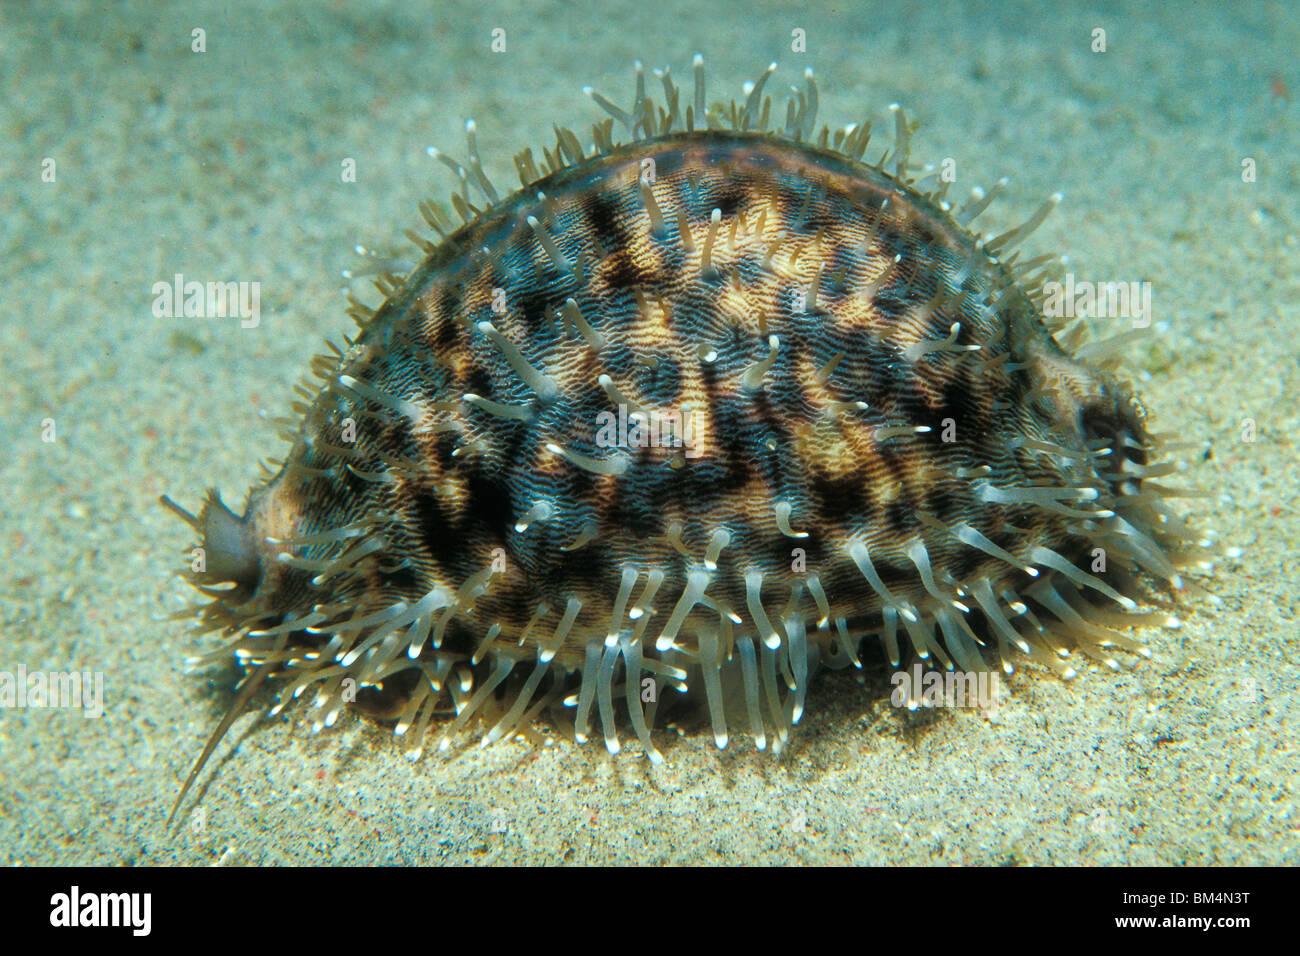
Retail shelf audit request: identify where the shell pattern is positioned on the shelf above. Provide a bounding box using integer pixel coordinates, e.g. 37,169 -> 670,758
164,58 -> 1199,810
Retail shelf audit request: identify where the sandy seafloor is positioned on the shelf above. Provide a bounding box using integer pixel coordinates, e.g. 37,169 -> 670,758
2,0 -> 1297,866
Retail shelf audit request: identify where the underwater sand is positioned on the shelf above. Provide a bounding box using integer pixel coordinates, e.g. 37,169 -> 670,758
2,0 -> 1297,865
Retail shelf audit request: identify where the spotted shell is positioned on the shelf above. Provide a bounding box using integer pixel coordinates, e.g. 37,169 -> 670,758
164,58 -> 1198,809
